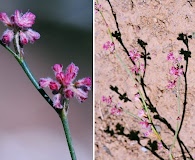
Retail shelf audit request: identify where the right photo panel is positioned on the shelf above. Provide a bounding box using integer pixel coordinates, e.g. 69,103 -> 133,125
95,0 -> 195,159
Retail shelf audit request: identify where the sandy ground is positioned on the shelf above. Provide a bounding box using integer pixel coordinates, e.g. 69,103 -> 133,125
95,0 -> 195,159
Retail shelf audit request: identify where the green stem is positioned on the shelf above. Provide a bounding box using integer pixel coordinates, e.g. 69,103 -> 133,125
0,41 -> 77,160
115,52 -> 161,140
59,104 -> 77,160
169,77 -> 181,159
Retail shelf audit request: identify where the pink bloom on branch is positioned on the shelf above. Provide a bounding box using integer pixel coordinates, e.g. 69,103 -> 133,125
144,129 -> 152,137
138,109 -> 147,118
24,29 -> 40,44
129,49 -> 140,61
131,65 -> 139,74
134,93 -> 140,101
1,29 -> 14,44
39,63 -> 91,109
103,41 -> 115,53
169,67 -> 183,77
14,10 -> 35,28
139,120 -> 150,129
111,107 -> 122,115
0,10 -> 40,45
167,80 -> 176,89
19,31 -> 28,45
102,96 -> 112,105
95,2 -> 102,13
167,52 -> 175,61
0,13 -> 12,26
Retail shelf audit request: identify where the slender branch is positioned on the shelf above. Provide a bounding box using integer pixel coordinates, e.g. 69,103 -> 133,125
59,100 -> 77,160
0,41 -> 77,160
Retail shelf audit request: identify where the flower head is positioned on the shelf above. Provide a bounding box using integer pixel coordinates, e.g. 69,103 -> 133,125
0,10 -> 40,45
103,41 -> 115,53
129,49 -> 140,61
111,106 -> 122,115
39,63 -> 91,109
95,2 -> 102,13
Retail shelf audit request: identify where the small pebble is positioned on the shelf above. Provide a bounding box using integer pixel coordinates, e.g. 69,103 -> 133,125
141,147 -> 148,152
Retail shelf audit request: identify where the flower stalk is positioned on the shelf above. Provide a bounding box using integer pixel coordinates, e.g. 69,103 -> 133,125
0,10 -> 93,160
0,40 -> 77,160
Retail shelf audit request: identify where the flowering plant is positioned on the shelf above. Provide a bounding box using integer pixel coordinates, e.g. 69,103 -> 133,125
0,10 -> 91,160
95,0 -> 193,160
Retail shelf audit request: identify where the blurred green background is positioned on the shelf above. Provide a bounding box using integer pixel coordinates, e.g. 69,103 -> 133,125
0,0 -> 92,160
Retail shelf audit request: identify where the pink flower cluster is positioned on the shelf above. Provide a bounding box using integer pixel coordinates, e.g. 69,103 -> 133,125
103,41 -> 115,53
110,106 -> 122,115
167,52 -> 183,89
95,2 -> 102,13
102,95 -> 112,105
129,49 -> 140,61
39,63 -> 91,109
0,10 -> 40,45
138,109 -> 152,137
102,96 -> 122,115
128,49 -> 145,74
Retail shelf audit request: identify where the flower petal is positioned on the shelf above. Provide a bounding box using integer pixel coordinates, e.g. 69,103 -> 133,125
39,77 -> 53,88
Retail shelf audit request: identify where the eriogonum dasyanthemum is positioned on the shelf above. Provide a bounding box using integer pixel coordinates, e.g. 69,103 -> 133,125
39,63 -> 91,109
103,41 -> 115,53
0,10 -> 40,45
129,49 -> 140,62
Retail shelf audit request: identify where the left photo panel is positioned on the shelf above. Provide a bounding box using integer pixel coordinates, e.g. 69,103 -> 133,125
0,1 -> 93,160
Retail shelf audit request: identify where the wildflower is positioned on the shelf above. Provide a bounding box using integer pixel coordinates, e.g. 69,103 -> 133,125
158,142 -> 163,150
134,93 -> 140,101
1,29 -> 14,44
140,63 -> 145,72
111,106 -> 122,115
95,2 -> 102,13
131,65 -> 140,74
129,49 -> 140,62
102,95 -> 112,105
167,52 -> 175,61
139,119 -> 150,129
103,41 -> 115,53
167,80 -> 176,89
143,129 -> 152,137
39,63 -> 91,109
0,10 -> 40,45
169,66 -> 183,77
138,109 -> 147,118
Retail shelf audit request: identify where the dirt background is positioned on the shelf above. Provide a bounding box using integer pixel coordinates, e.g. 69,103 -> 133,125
95,0 -> 195,159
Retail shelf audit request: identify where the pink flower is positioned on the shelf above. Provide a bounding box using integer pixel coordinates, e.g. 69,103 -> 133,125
1,29 -> 14,44
19,31 -> 28,45
0,13 -> 12,26
24,29 -> 40,44
131,65 -> 140,74
169,67 -> 183,77
134,93 -> 140,101
167,52 -> 175,61
139,120 -> 150,129
140,63 -> 145,72
39,63 -> 91,109
95,2 -> 102,13
129,49 -> 140,61
143,129 -> 152,137
102,96 -> 112,105
167,80 -> 176,89
53,94 -> 62,109
158,142 -> 163,150
39,77 -> 53,88
0,10 -> 40,45
138,109 -> 147,118
103,41 -> 115,52
14,10 -> 35,28
111,107 -> 122,115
